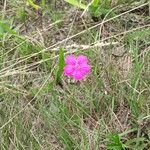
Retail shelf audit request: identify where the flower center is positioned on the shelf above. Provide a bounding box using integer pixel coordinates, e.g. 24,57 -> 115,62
75,61 -> 80,69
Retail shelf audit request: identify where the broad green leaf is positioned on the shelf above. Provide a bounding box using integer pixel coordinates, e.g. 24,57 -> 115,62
64,0 -> 86,9
0,21 -> 16,37
91,0 -> 100,7
27,0 -> 41,10
56,48 -> 65,83
41,0 -> 46,7
107,134 -> 125,150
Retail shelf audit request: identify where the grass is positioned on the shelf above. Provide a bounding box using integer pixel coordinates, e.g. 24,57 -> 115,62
0,0 -> 150,149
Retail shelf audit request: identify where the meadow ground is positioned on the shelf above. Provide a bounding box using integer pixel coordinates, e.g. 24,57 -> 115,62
0,0 -> 150,149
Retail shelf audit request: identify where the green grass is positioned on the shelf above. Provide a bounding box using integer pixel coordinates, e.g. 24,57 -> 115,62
0,0 -> 150,149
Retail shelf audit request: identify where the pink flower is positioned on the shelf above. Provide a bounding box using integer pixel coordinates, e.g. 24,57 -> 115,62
64,55 -> 91,80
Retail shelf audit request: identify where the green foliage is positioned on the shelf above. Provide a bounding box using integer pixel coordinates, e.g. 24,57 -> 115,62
41,0 -> 46,7
125,28 -> 150,52
89,5 -> 116,18
89,0 -> 117,19
88,0 -> 100,17
91,0 -> 100,7
64,0 -> 86,9
64,0 -> 145,19
124,137 -> 148,150
56,48 -> 65,83
64,0 -> 115,19
124,28 -> 150,117
41,52 -> 52,71
59,128 -> 76,149
107,133 -> 148,150
107,134 -> 125,150
16,39 -> 41,56
0,21 -> 16,38
1,0 -> 150,149
27,0 -> 41,10
16,7 -> 28,22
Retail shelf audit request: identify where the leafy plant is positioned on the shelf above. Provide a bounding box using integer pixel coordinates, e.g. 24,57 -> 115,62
64,0 -> 86,9
16,7 -> 28,22
107,131 -> 149,150
64,0 -> 115,20
124,28 -> 150,117
41,0 -> 46,7
27,0 -> 41,10
0,21 -> 16,38
107,134 -> 125,150
89,0 -> 117,19
56,48 -> 65,83
124,137 -> 148,150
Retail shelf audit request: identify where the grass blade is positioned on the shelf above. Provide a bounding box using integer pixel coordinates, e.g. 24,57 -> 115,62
56,48 -> 65,83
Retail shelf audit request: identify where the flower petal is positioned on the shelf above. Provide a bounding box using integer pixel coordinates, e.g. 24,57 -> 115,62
65,55 -> 76,65
77,55 -> 88,65
73,69 -> 84,80
64,65 -> 75,76
80,64 -> 91,75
